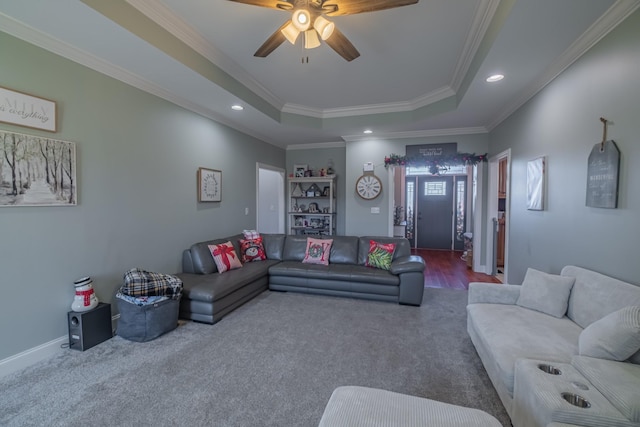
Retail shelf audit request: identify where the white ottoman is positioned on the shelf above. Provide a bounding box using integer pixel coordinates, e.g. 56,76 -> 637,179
318,386 -> 502,427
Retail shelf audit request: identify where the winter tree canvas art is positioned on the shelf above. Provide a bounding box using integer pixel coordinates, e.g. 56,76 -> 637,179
0,130 -> 76,206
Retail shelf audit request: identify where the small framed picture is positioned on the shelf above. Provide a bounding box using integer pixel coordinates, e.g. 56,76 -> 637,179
198,167 -> 222,202
294,164 -> 308,177
322,186 -> 330,197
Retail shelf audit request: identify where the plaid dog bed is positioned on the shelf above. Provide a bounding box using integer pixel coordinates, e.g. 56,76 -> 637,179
121,268 -> 182,300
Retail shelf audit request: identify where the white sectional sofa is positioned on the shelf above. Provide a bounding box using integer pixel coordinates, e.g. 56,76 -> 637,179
467,265 -> 640,427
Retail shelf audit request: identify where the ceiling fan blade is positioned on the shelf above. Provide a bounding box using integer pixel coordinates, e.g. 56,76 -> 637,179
324,27 -> 360,61
324,0 -> 418,16
254,21 -> 290,57
227,0 -> 292,11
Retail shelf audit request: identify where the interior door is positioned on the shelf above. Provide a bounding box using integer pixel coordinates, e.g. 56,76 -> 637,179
416,176 -> 454,249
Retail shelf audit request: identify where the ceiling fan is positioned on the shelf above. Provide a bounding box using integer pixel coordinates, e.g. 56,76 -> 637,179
228,0 -> 419,61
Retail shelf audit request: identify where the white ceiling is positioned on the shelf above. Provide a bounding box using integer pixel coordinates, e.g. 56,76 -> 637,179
1,0 -> 638,149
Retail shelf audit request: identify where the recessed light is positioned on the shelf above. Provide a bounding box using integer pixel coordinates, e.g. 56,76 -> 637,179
231,105 -> 244,111
363,129 -> 373,134
486,74 -> 504,83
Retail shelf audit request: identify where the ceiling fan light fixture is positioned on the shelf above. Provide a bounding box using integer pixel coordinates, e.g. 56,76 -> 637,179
304,29 -> 321,49
281,21 -> 301,44
314,16 -> 335,40
292,9 -> 311,31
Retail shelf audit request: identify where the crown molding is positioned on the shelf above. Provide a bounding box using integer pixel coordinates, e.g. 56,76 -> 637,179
450,0 -> 501,92
0,11 -> 283,148
487,0 -> 640,131
283,86 -> 456,119
286,141 -> 346,150
342,127 -> 488,142
125,0 -> 285,110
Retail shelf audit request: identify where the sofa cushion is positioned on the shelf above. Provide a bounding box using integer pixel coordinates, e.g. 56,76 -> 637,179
208,241 -> 243,274
328,236 -> 359,264
466,303 -> 582,396
303,237 -> 333,265
516,268 -> 575,318
269,262 -> 400,286
572,355 -> 640,423
365,240 -> 396,271
579,306 -> 640,361
563,265 -> 640,329
282,235 -> 310,261
261,234 -> 285,260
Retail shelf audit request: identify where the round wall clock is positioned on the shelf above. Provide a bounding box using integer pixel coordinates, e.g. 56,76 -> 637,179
355,174 -> 382,200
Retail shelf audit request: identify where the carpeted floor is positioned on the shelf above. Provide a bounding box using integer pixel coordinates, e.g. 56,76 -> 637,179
0,289 -> 510,426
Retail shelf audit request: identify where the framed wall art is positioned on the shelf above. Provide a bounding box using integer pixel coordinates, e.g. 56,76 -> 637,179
526,156 -> 545,210
0,86 -> 57,132
0,130 -> 76,207
197,167 -> 221,202
294,164 -> 308,178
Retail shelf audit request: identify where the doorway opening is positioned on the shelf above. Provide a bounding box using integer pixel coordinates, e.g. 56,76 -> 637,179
403,165 -> 470,250
256,163 -> 285,234
486,149 -> 510,282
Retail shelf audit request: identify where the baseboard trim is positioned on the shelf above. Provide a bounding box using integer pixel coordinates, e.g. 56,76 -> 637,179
0,314 -> 120,379
0,335 -> 67,379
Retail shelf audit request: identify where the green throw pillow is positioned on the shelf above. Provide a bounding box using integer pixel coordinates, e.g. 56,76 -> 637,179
366,240 -> 396,270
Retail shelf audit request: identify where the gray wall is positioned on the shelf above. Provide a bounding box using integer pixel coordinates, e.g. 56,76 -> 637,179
286,145 -> 346,235
0,32 -> 284,360
489,9 -> 640,285
345,134 -> 490,236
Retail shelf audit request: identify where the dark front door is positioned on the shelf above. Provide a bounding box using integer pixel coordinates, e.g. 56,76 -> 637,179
417,176 -> 454,249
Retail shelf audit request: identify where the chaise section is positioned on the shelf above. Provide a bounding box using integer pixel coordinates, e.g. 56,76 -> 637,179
179,260 -> 278,324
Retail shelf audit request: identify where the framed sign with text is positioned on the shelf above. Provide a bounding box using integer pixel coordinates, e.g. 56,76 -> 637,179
0,86 -> 57,132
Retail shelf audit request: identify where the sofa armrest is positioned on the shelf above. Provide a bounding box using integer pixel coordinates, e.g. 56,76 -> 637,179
390,255 -> 425,275
468,282 -> 520,305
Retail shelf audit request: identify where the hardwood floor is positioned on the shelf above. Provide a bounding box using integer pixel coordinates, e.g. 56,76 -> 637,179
412,249 -> 501,290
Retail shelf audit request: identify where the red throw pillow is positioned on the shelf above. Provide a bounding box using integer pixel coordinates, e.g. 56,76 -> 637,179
365,240 -> 396,270
239,237 -> 267,263
302,237 -> 333,266
208,241 -> 243,274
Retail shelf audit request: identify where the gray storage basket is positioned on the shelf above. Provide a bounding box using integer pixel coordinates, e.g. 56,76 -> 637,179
116,297 -> 180,342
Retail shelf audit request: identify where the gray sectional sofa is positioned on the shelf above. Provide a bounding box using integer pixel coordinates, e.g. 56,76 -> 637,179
467,265 -> 640,427
178,234 -> 425,324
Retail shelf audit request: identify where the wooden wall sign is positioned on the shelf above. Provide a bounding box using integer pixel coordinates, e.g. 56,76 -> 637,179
406,142 -> 457,159
586,140 -> 620,209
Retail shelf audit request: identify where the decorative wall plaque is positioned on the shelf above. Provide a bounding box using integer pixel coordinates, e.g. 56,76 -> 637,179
586,140 -> 619,209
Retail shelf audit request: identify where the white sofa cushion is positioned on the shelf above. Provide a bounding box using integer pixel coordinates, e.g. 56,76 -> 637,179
563,266 -> 640,329
579,306 -> 640,361
516,268 -> 575,318
466,303 -> 582,396
572,355 -> 640,423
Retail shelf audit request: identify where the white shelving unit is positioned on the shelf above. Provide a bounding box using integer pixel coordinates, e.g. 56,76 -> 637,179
288,176 -> 336,236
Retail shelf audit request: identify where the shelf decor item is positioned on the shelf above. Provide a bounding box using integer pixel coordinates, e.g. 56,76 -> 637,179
294,164 -> 308,177
291,182 -> 304,197
197,167 -> 221,202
